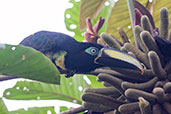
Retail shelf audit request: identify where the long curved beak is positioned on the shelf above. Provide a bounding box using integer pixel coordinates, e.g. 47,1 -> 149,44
95,48 -> 144,74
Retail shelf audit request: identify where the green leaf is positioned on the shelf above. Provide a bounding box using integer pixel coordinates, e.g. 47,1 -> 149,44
0,44 -> 60,84
106,0 -> 147,45
152,0 -> 171,28
3,75 -> 103,104
59,106 -> 84,114
0,98 -> 9,114
106,0 -> 134,44
65,0 -> 85,42
9,106 -> 55,114
79,0 -> 107,30
60,106 -> 69,112
86,75 -> 104,88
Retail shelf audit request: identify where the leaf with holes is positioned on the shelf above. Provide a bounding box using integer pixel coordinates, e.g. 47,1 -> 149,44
106,0 -> 148,45
64,0 -> 114,41
0,98 -> 8,113
79,0 -> 107,30
65,0 -> 85,41
9,106 -> 55,114
0,44 -> 60,84
3,75 -> 103,104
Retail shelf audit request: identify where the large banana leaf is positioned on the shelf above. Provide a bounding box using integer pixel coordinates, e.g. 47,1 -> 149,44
3,75 -> 103,104
106,0 -> 133,44
0,44 -> 60,84
9,106 -> 55,114
106,0 -> 148,45
0,98 -> 8,113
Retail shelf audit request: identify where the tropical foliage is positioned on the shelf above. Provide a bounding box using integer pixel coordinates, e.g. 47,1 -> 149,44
0,0 -> 171,113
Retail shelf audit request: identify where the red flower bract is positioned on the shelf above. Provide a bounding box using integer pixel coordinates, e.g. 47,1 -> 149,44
85,17 -> 105,43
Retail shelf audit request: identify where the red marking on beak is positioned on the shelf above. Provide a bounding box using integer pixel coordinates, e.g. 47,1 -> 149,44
141,68 -> 144,75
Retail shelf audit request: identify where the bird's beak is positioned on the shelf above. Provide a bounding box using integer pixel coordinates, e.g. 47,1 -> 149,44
95,48 -> 144,74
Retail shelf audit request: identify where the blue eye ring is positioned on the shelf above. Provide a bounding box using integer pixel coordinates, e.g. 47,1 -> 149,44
85,47 -> 99,56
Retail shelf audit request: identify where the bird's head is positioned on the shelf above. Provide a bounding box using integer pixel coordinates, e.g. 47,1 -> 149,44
64,42 -> 104,73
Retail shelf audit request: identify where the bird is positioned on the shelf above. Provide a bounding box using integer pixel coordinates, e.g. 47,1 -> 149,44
20,31 -> 144,77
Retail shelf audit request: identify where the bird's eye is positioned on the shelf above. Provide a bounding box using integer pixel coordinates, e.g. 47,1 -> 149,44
85,47 -> 98,56
90,48 -> 97,54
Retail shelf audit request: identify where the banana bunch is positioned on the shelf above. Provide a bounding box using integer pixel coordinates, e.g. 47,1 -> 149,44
81,7 -> 171,114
